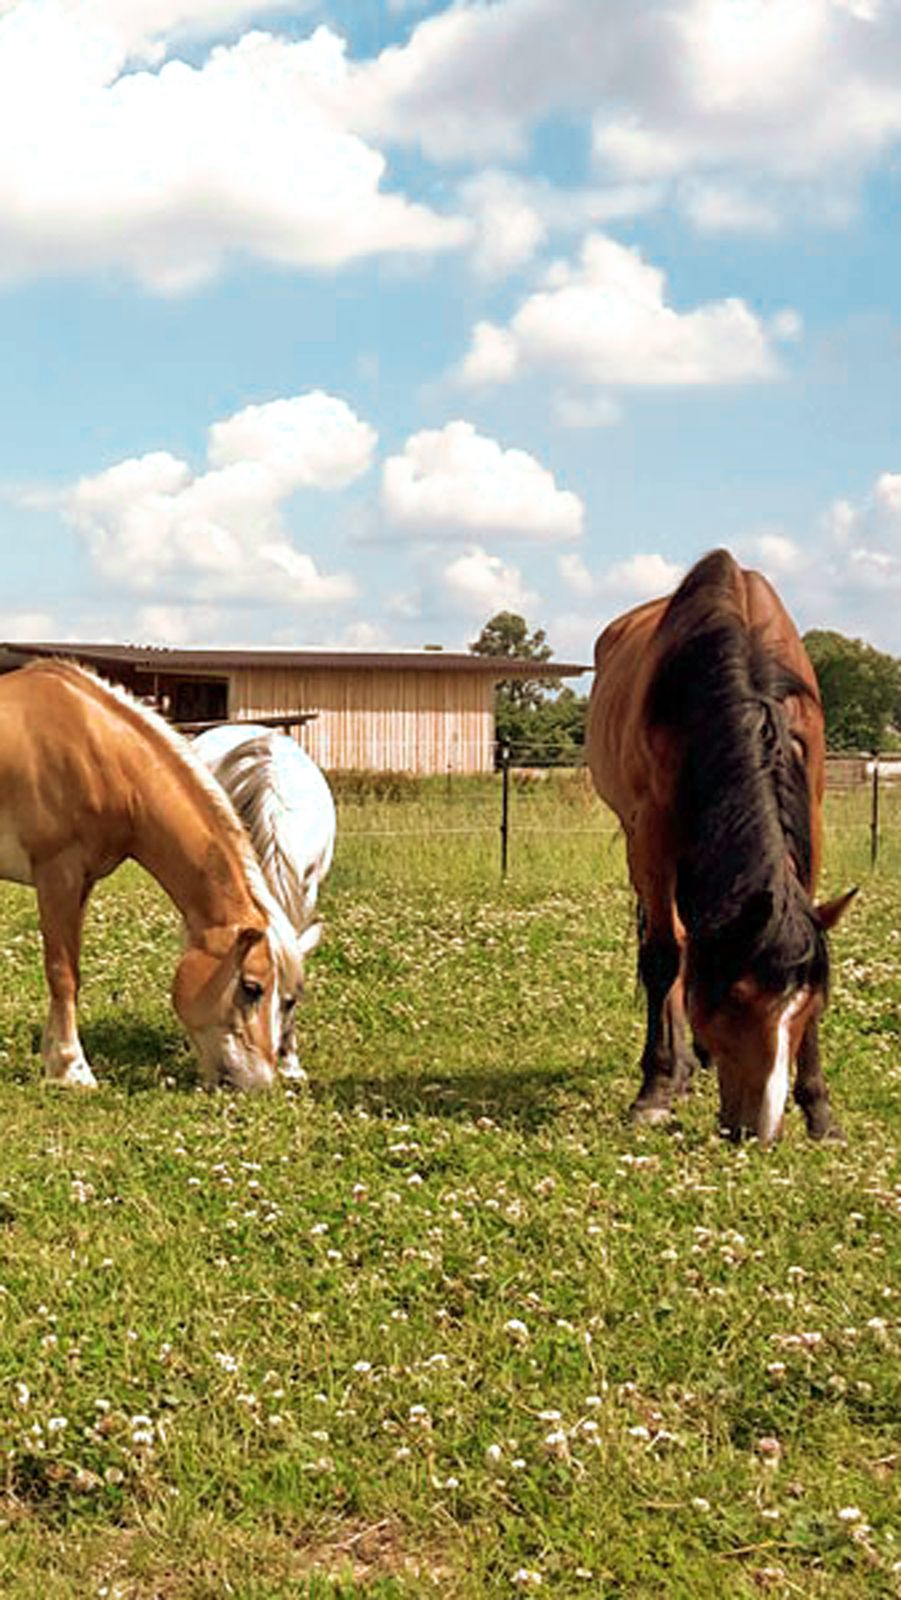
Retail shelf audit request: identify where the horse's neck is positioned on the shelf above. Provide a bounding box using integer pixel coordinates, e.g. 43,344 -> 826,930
128,761 -> 258,936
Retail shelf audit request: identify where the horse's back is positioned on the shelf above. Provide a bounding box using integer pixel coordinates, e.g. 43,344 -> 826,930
587,593 -> 669,824
586,550 -> 824,840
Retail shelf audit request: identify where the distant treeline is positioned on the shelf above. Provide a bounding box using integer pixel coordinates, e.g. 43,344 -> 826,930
470,611 -> 901,763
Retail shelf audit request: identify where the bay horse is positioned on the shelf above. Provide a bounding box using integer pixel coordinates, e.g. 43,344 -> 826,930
587,549 -> 854,1144
0,660 -> 306,1091
193,724 -> 336,1080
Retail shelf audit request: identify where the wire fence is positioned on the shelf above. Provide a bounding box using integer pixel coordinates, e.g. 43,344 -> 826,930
329,743 -> 901,885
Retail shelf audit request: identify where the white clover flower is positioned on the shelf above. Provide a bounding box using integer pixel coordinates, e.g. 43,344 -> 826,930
504,1319 -> 529,1344
47,1416 -> 68,1434
511,1569 -> 542,1588
352,1361 -> 372,1374
837,1505 -> 863,1523
13,1382 -> 29,1408
214,1352 -> 238,1373
485,1443 -> 504,1469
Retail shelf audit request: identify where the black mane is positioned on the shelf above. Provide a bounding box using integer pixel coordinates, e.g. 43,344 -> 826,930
647,550 -> 828,1011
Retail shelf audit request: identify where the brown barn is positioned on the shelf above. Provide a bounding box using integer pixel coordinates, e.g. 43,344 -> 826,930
0,642 -> 587,775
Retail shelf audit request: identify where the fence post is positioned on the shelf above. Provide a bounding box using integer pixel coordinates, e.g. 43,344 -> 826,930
499,742 -> 511,878
870,755 -> 880,870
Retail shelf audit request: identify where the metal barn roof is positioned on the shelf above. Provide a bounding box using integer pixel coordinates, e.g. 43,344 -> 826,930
0,641 -> 588,679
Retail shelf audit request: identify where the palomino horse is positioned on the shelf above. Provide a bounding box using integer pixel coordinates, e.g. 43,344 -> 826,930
0,661 -> 305,1091
587,549 -> 854,1144
193,724 -> 336,1080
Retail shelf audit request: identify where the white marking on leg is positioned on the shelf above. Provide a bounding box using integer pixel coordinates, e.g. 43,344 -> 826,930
759,990 -> 807,1145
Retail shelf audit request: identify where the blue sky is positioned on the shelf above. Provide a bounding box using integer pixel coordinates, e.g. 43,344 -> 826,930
2,0 -> 901,664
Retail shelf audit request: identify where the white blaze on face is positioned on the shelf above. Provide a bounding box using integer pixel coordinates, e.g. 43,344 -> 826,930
759,989 -> 808,1144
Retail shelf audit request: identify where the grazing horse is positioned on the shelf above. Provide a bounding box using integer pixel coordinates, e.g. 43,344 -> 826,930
587,549 -> 854,1144
193,724 -> 335,1080
0,660 -> 305,1091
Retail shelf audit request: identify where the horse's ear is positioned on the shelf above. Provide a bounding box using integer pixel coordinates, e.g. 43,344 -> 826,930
816,887 -> 858,931
298,920 -> 322,958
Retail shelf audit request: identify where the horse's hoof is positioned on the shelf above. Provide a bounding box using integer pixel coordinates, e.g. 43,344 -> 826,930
630,1101 -> 672,1126
802,1100 -> 844,1141
45,1059 -> 98,1090
809,1117 -> 846,1143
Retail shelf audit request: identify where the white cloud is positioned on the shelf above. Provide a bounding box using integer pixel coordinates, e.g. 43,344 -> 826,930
65,391 -> 369,604
381,420 -> 584,542
817,470 -> 901,601
442,546 -> 537,616
135,602 -> 227,644
553,393 -> 623,430
679,180 -> 781,234
459,169 -> 660,278
0,11 -> 466,290
737,531 -> 807,576
340,619 -> 392,648
0,607 -> 56,640
558,554 -> 596,599
208,392 -> 376,490
462,233 -> 791,389
561,550 -> 685,602
351,0 -> 901,227
80,2 -> 296,58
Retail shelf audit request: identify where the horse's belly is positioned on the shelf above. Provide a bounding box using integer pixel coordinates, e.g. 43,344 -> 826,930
0,818 -> 33,885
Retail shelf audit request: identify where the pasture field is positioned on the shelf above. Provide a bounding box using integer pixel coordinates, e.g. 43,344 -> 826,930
0,776 -> 898,1599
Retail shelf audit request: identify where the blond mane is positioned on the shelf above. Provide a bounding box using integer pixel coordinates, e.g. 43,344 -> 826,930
24,659 -> 294,949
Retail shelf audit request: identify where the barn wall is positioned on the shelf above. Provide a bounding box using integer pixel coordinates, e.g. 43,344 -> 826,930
227,666 -> 496,774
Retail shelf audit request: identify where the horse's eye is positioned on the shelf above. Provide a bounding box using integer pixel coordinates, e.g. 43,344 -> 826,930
240,978 -> 265,1006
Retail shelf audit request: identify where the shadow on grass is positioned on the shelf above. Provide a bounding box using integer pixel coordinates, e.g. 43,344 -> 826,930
310,1060 -> 602,1131
71,1018 -> 196,1095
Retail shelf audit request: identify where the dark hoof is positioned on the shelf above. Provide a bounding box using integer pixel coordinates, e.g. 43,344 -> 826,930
809,1116 -> 846,1143
802,1101 -> 844,1142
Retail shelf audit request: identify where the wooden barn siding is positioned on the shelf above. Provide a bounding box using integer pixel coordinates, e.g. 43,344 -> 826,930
227,667 -> 495,774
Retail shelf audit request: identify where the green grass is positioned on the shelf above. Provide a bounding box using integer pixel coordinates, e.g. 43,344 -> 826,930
0,778 -> 898,1597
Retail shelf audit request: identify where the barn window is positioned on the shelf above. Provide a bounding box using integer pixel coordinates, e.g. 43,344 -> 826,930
171,678 -> 228,724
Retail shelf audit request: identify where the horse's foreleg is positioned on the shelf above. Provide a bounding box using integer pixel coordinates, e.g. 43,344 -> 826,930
631,932 -> 693,1124
278,1011 -> 308,1085
34,856 -> 97,1089
794,1019 -> 842,1140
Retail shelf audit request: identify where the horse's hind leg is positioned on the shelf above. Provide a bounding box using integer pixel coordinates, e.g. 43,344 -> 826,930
34,855 -> 97,1089
631,932 -> 693,1124
794,1019 -> 842,1140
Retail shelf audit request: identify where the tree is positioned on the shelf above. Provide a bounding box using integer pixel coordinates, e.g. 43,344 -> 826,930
803,629 -> 901,752
469,612 -> 587,762
469,611 -> 553,713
